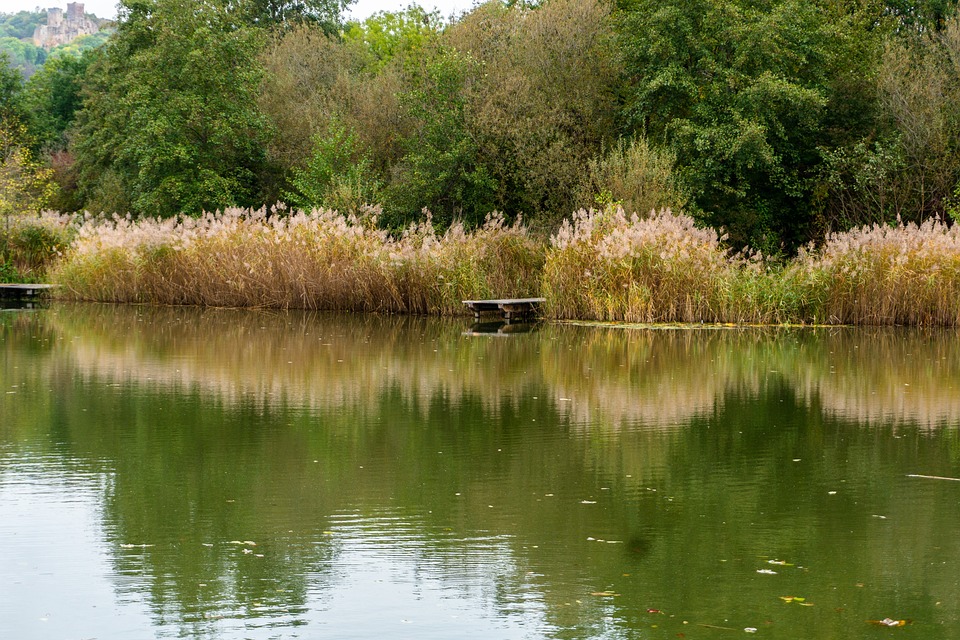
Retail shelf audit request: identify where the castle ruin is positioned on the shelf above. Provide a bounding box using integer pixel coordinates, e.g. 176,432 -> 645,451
32,3 -> 100,49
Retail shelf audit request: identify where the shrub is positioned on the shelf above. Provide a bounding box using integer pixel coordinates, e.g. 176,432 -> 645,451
575,137 -> 687,217
0,211 -> 74,280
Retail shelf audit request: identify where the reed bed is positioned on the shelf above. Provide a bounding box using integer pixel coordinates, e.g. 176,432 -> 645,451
543,207 -> 755,322
794,217 -> 960,325
52,207 -> 543,313
48,205 -> 960,325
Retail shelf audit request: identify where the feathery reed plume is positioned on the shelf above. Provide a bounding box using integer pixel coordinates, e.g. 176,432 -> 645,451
52,207 -> 542,313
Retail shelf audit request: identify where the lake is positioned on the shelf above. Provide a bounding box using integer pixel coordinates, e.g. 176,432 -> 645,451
2,304 -> 959,639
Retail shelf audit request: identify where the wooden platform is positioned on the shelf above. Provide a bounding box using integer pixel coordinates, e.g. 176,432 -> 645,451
0,283 -> 59,299
462,298 -> 545,321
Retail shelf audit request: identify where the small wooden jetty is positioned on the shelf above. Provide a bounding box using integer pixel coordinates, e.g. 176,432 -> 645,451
0,283 -> 59,302
462,298 -> 545,322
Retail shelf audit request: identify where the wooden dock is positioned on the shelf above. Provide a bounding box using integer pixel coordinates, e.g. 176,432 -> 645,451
0,283 -> 59,301
462,298 -> 545,322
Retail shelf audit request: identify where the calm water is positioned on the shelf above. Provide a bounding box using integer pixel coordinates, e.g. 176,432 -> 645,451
2,304 -> 959,640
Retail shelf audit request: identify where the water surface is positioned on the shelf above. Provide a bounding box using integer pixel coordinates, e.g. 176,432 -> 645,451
2,304 -> 959,639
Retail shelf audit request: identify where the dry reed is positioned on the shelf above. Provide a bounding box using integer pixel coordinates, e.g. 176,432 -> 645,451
542,207 -> 748,322
52,206 -> 543,313
47,206 -> 960,326
794,217 -> 960,325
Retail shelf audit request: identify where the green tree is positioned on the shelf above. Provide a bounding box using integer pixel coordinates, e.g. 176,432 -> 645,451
283,118 -> 382,212
0,50 -> 24,121
0,11 -> 45,39
617,0 -> 886,251
238,0 -> 352,30
24,51 -> 93,151
342,6 -> 444,71
71,0 -> 271,216
387,46 -> 497,229
446,0 -> 619,226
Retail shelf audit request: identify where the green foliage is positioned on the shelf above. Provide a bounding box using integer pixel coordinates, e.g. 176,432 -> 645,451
283,119 -> 382,212
24,51 -> 93,150
0,37 -> 47,77
0,51 -> 24,121
0,115 -> 57,220
71,0 -> 270,217
342,6 -> 444,71
0,257 -> 20,281
0,11 -> 44,40
617,0 -> 887,252
48,30 -> 113,58
387,46 -> 496,229
447,0 -> 620,226
577,136 -> 687,217
238,0 -> 351,31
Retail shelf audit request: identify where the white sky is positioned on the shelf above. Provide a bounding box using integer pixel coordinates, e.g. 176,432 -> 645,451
0,0 -> 478,22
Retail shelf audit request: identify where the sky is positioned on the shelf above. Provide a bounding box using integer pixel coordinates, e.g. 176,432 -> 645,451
0,0 -> 479,22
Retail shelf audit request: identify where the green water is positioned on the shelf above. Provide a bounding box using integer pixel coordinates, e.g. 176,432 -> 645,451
2,304 -> 959,639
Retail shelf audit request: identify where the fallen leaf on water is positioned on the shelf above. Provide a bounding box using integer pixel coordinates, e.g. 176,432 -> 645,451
780,596 -> 805,603
867,618 -> 910,627
591,591 -> 620,597
647,608 -> 664,614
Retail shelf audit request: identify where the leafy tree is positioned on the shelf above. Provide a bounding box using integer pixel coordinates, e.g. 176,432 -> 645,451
24,51 -> 93,151
0,37 -> 47,77
238,0 -> 352,31
617,0 -> 889,251
0,115 -> 56,225
283,118 -> 382,212
387,46 -> 497,228
445,0 -> 620,226
342,6 -> 444,71
0,50 -> 24,121
0,11 -> 44,40
71,0 -> 271,216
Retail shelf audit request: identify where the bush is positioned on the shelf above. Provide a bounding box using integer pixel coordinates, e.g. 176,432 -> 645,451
575,137 -> 687,217
0,211 -> 75,280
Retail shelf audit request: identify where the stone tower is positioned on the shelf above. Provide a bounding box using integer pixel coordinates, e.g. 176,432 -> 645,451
32,3 -> 100,49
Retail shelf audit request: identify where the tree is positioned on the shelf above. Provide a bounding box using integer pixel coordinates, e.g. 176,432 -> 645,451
0,115 -> 56,225
71,0 -> 271,216
0,51 -> 24,122
24,51 -> 93,151
238,0 -> 352,31
617,0 -> 887,251
387,46 -> 497,228
445,0 -> 620,226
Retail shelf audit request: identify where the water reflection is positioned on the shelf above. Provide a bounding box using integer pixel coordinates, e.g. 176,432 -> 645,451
2,304 -> 960,639
18,303 -> 960,430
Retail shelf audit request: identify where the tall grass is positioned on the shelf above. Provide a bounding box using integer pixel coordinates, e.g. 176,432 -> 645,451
52,206 -> 543,313
543,207 -> 757,322
49,205 -> 960,325
793,217 -> 960,325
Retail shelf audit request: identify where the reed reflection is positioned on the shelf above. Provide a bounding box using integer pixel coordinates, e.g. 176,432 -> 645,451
29,304 -> 960,430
